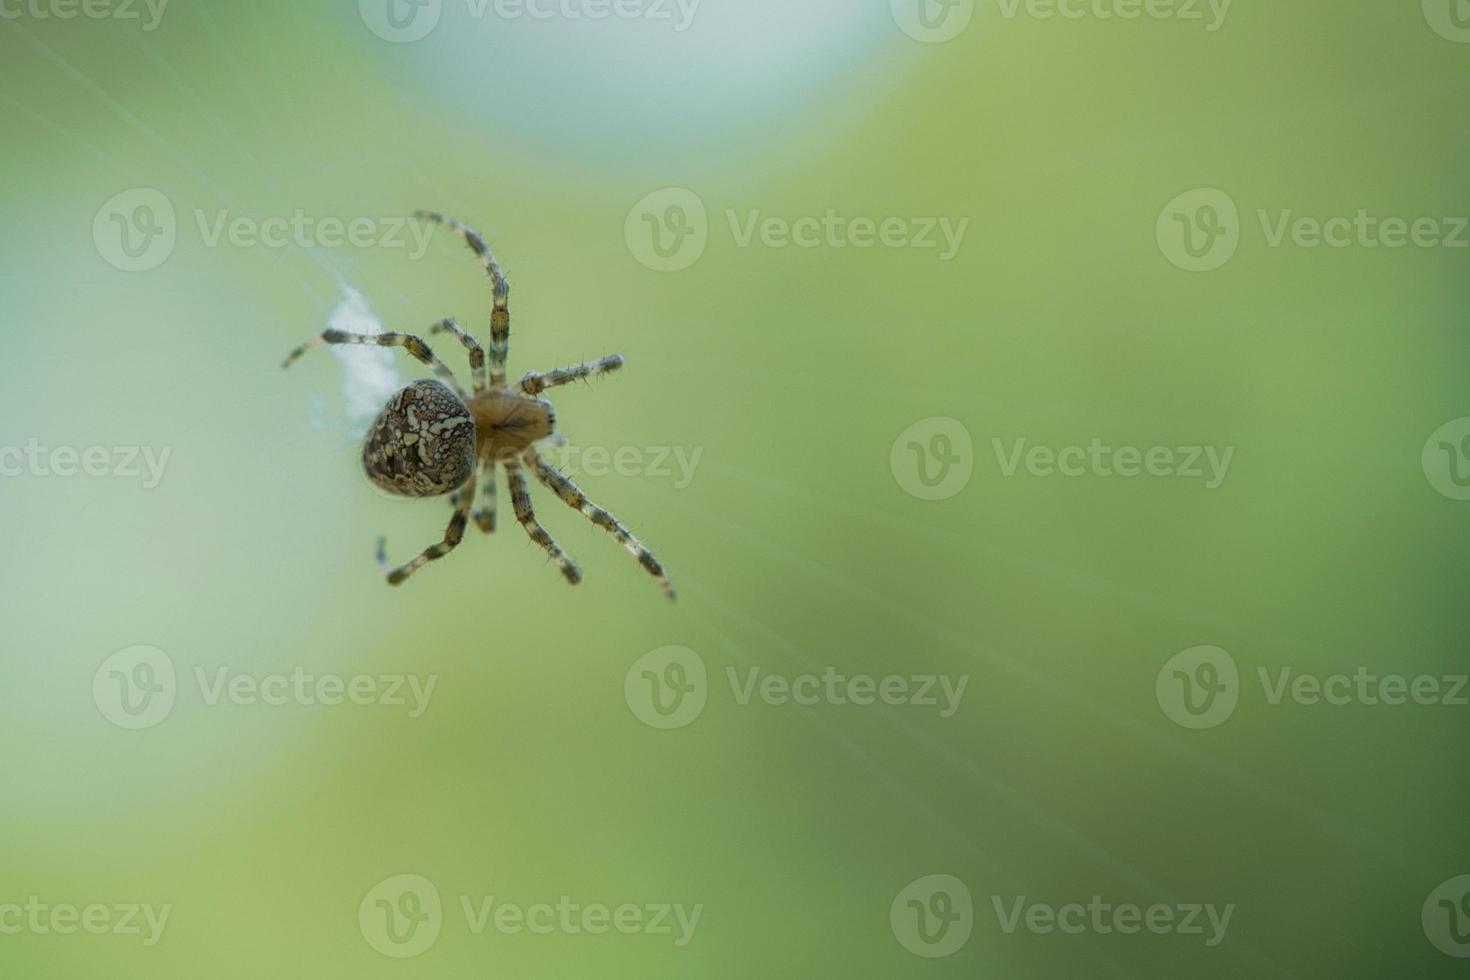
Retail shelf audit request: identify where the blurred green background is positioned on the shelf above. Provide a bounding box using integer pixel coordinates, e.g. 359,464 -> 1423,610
1,0 -> 1468,977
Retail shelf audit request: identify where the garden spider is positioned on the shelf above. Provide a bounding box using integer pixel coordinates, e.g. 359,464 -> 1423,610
283,211 -> 674,600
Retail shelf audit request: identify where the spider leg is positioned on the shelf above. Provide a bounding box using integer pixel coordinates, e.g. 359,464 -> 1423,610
504,456 -> 581,586
282,328 -> 465,400
472,457 -> 497,534
519,354 -> 624,396
378,472 -> 476,586
414,211 -> 512,391
429,317 -> 488,394
524,449 -> 675,600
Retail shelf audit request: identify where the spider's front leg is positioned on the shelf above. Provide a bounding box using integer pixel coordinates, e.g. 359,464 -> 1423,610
414,211 -> 512,390
378,472 -> 477,586
282,327 -> 466,400
430,318 -> 488,394
519,354 -> 625,396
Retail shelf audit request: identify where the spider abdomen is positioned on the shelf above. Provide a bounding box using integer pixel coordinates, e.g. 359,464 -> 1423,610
362,379 -> 477,498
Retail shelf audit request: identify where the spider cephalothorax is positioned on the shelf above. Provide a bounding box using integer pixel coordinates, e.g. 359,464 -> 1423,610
284,211 -> 674,598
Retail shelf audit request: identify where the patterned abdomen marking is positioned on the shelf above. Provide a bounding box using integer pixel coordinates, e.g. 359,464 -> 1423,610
362,380 -> 477,498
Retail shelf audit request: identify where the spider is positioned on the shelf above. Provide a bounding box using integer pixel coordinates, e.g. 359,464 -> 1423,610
283,211 -> 674,600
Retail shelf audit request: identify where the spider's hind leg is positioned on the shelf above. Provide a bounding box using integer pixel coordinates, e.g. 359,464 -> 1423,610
379,473 -> 477,586
524,449 -> 674,600
504,457 -> 581,586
